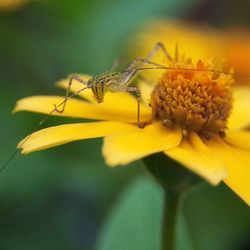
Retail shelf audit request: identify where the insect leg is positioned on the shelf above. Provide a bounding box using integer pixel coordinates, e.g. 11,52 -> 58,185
144,42 -> 172,62
111,58 -> 125,71
120,42 -> 172,86
109,85 -> 144,128
131,42 -> 172,71
54,74 -> 87,113
119,58 -> 162,87
127,42 -> 172,71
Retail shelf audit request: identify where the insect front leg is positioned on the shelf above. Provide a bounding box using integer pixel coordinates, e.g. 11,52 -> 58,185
54,74 -> 87,113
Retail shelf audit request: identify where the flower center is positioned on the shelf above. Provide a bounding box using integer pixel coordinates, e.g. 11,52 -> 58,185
150,58 -> 233,139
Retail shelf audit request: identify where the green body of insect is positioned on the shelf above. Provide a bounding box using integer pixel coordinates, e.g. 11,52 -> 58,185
87,71 -> 123,103
66,42 -> 246,130
54,43 -> 172,127
55,42 -> 248,128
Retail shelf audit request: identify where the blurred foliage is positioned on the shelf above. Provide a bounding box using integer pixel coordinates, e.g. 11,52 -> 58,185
96,176 -> 193,250
0,0 -> 28,11
0,0 -> 249,249
96,176 -> 250,250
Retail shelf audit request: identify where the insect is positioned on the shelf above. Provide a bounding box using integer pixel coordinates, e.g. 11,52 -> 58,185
53,42 -> 172,128
52,42 -> 250,128
1,42 -> 250,171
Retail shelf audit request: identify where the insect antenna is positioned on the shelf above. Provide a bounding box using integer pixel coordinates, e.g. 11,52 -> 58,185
0,86 -> 89,173
127,59 -> 250,80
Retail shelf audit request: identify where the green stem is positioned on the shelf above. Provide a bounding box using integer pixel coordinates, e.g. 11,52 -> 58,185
162,189 -> 183,250
143,153 -> 203,250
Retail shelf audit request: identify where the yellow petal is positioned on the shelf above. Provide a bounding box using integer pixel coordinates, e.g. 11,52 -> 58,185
228,86 -> 250,129
225,130 -> 250,150
18,121 -> 135,154
137,80 -> 154,104
57,74 -> 151,113
164,132 -> 227,185
134,20 -> 224,80
13,96 -> 152,123
102,122 -> 182,166
56,74 -> 93,101
206,136 -> 250,205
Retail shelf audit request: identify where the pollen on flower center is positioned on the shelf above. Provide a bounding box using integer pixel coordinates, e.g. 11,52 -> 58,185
150,58 -> 234,138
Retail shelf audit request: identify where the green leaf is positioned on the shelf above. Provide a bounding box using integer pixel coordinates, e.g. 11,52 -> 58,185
96,176 -> 194,250
184,183 -> 250,250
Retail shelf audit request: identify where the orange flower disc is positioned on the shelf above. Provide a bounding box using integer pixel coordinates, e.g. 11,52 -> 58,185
151,60 -> 233,138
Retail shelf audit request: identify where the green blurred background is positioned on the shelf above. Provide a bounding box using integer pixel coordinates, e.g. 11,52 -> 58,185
0,0 -> 249,249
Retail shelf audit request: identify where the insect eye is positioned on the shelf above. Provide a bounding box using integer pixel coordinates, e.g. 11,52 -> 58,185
87,79 -> 93,86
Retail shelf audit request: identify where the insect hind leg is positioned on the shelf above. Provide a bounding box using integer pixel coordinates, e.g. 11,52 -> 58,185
54,74 -> 87,113
120,42 -> 172,86
145,42 -> 172,62
111,58 -> 126,71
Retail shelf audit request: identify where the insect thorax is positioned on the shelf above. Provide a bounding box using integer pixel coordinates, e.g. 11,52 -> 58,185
89,71 -> 122,103
96,71 -> 122,84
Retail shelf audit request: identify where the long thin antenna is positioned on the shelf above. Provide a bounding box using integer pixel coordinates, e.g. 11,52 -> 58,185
122,58 -> 250,79
135,66 -> 250,79
0,86 -> 89,173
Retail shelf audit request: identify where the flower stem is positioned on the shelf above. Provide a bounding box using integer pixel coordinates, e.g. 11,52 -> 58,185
143,153 -> 203,250
162,188 -> 183,250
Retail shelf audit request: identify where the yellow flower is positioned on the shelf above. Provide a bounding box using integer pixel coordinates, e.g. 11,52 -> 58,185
14,48 -> 250,206
133,19 -> 250,84
133,20 -> 222,64
223,29 -> 250,84
0,0 -> 28,10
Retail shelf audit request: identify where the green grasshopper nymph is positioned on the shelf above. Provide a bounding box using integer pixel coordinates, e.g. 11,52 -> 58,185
54,42 -> 172,128
53,41 -> 250,129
